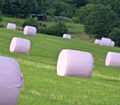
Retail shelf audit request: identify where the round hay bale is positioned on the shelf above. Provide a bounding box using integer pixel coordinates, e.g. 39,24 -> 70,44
0,56 -> 24,105
10,37 -> 30,54
111,41 -> 115,47
100,37 -> 112,46
7,23 -> 16,30
94,39 -> 101,44
23,26 -> 36,36
105,52 -> 120,67
57,49 -> 94,78
63,34 -> 71,39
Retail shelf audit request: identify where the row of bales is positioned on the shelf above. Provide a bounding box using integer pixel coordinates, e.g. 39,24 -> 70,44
1,23 -> 37,105
94,37 -> 120,67
1,22 -> 73,105
0,22 -> 119,104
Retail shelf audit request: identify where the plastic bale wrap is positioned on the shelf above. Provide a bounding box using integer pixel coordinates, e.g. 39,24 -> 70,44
7,23 -> 16,30
23,26 -> 37,36
94,39 -> 101,44
10,37 -> 30,54
100,37 -> 112,46
57,49 -> 94,78
111,41 -> 115,47
0,56 -> 24,105
105,52 -> 120,67
63,34 -> 71,39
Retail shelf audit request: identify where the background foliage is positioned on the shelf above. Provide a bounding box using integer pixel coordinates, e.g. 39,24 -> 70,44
38,21 -> 68,37
22,18 -> 39,29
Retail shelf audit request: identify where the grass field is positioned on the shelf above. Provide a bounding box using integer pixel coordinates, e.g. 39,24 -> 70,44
0,27 -> 120,105
2,16 -> 91,42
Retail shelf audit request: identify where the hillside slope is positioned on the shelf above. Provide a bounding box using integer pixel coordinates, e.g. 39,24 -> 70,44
0,28 -> 120,105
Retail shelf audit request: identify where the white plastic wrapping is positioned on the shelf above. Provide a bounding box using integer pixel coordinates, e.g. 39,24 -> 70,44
10,37 -> 30,54
105,52 -> 120,67
0,56 -> 24,105
111,41 -> 115,47
57,49 -> 94,78
94,39 -> 101,44
63,34 -> 71,39
23,26 -> 37,36
100,37 -> 112,46
7,23 -> 16,30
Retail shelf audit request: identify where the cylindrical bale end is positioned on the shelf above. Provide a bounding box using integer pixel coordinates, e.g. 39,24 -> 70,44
63,34 -> 71,39
100,37 -> 112,46
111,41 -> 115,47
94,39 -> 101,44
23,26 -> 37,36
7,23 -> 16,30
105,52 -> 120,67
57,49 -> 94,78
10,37 -> 31,54
0,56 -> 24,105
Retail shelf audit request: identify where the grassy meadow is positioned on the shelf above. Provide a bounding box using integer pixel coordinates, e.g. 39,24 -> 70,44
2,16 -> 94,42
0,18 -> 120,105
0,17 -> 120,105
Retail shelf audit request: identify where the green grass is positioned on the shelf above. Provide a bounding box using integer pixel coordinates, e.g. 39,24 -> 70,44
2,16 -> 25,29
3,16 -> 90,42
2,16 -> 88,43
0,28 -> 120,105
2,16 -> 85,36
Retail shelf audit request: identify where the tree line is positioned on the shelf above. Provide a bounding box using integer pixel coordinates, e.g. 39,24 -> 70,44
0,0 -> 88,18
0,0 -> 119,18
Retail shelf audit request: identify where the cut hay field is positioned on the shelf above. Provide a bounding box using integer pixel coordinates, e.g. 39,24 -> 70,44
0,28 -> 120,105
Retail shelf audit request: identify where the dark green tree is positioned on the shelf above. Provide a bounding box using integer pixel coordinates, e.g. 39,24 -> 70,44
42,0 -> 54,14
88,0 -> 112,5
0,0 -> 4,11
52,21 -> 68,36
38,21 -> 68,37
22,18 -> 39,29
53,1 -> 75,17
22,0 -> 38,14
53,0 -> 88,8
76,0 -> 88,8
37,0 -> 42,13
2,0 -> 12,15
2,0 -> 39,17
75,4 -> 96,24
82,4 -> 119,38
108,28 -> 120,46
42,0 -> 76,17
110,0 -> 120,18
88,0 -> 120,18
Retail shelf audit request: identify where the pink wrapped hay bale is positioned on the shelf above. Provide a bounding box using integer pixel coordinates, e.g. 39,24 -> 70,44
10,37 -> 31,54
23,26 -> 37,36
0,56 -> 24,105
63,34 -> 71,39
57,49 -> 94,78
7,23 -> 16,30
105,52 -> 120,67
100,37 -> 112,46
94,39 -> 101,44
111,41 -> 115,47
